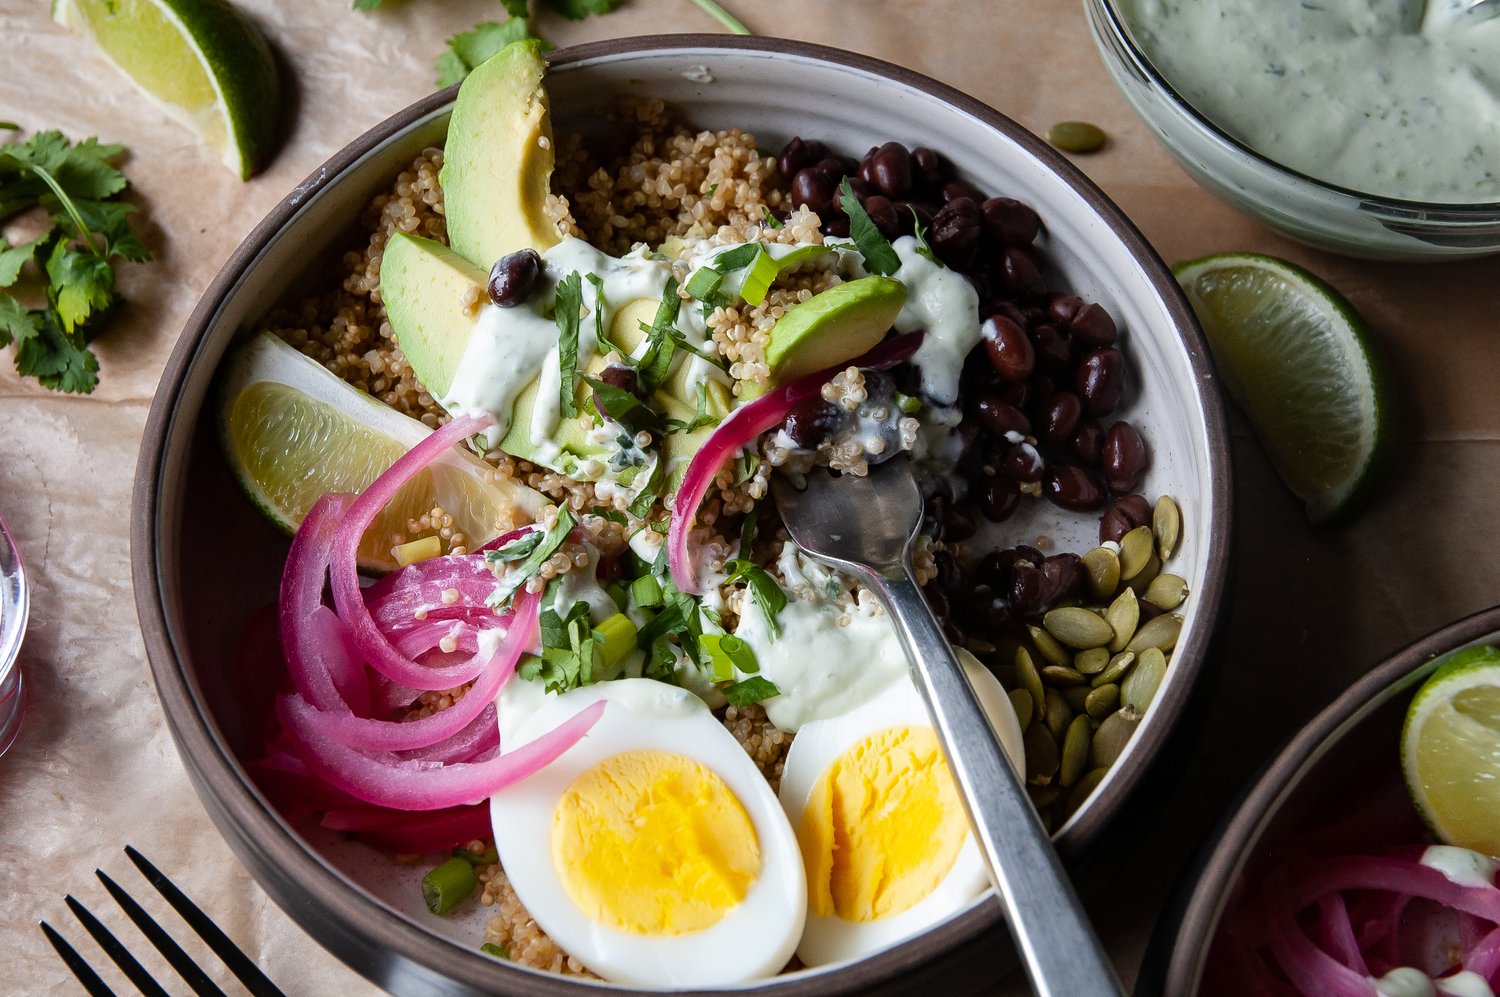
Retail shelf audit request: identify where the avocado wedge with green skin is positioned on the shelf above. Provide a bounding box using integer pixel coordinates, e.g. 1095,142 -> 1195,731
441,39 -> 561,269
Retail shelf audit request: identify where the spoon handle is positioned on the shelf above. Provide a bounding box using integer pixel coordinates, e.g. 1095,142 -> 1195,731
863,567 -> 1124,997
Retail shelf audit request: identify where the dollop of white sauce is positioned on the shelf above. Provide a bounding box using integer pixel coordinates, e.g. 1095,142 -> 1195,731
1438,972 -> 1498,997
889,236 -> 981,405
732,543 -> 907,731
1118,0 -> 1500,202
1421,845 -> 1499,888
1375,968 -> 1438,997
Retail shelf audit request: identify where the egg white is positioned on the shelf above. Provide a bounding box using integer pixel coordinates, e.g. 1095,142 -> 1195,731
777,651 -> 1025,967
488,678 -> 806,986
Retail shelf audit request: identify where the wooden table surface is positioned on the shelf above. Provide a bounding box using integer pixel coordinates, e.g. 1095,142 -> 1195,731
4,0 -> 1499,993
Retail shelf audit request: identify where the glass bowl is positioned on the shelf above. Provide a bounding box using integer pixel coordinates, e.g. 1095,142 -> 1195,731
1085,0 -> 1500,261
0,511 -> 28,757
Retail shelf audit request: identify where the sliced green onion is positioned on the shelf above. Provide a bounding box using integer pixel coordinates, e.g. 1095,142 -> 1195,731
421,857 -> 477,915
684,265 -> 724,300
453,844 -> 499,866
480,942 -> 510,960
604,580 -> 630,611
631,574 -> 664,609
595,613 -> 640,668
739,248 -> 780,306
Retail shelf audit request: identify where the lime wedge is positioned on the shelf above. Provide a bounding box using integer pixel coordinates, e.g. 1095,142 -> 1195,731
218,334 -> 546,572
1402,644 -> 1500,857
52,0 -> 280,179
1173,253 -> 1390,524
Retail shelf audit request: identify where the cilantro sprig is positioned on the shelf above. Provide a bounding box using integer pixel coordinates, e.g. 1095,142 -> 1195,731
554,271 -> 584,419
0,130 -> 150,393
838,177 -> 901,277
723,559 -> 787,638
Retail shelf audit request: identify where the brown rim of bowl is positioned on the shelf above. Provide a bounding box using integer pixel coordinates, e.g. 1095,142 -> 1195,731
1090,0 -> 1500,214
1151,602 -> 1500,996
131,33 -> 1232,995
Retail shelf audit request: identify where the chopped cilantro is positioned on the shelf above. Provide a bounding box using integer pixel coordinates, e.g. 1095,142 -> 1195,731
711,243 -> 762,273
738,505 -> 758,555
645,641 -> 679,680
554,271 -> 584,418
666,326 -> 730,372
487,507 -> 576,608
0,129 -> 150,393
591,506 -> 628,526
723,559 -> 787,638
635,276 -> 681,393
627,454 -> 664,519
485,530 -> 542,564
635,585 -> 705,667
705,182 -> 719,198
839,177 -> 901,276
541,0 -> 624,18
582,374 -> 663,439
524,593 -> 602,693
723,676 -> 780,706
665,381 -> 717,434
909,206 -> 941,266
761,205 -> 783,229
435,18 -> 552,87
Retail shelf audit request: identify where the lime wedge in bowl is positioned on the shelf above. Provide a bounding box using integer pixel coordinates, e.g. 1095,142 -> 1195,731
52,0 -> 280,178
218,333 -> 546,572
1174,252 -> 1391,525
1402,644 -> 1500,857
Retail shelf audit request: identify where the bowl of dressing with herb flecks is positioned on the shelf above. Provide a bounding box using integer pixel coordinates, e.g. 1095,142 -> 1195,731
1086,0 -> 1500,260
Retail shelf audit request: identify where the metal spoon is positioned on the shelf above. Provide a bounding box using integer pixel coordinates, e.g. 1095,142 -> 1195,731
773,458 -> 1122,997
0,508 -> 29,757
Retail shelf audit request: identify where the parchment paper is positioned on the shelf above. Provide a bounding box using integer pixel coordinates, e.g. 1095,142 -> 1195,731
4,0 -> 1500,993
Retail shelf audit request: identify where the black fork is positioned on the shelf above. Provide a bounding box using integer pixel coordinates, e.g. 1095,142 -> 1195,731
40,846 -> 285,997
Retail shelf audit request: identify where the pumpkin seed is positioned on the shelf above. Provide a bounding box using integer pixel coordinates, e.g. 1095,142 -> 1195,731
1060,715 -> 1094,787
1154,495 -> 1181,561
1081,546 -> 1121,601
1084,683 -> 1120,720
1125,613 -> 1184,654
1041,665 -> 1088,687
1075,646 -> 1110,675
1047,120 -> 1107,154
1008,688 -> 1034,730
1064,767 -> 1108,817
1061,685 -> 1092,713
966,636 -> 998,655
1027,625 -> 1071,668
1024,723 -> 1060,785
1092,650 -> 1136,688
1124,551 -> 1162,593
1105,586 -> 1139,653
1043,606 -> 1115,649
1123,646 -> 1167,711
1089,707 -> 1142,769
1143,573 -> 1188,611
1118,526 -> 1154,579
1027,783 -> 1061,809
1016,646 -> 1046,710
1044,688 -> 1073,740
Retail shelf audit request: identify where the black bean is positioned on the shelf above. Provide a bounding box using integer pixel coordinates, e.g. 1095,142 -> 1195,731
1077,347 -> 1125,416
1000,245 -> 1046,297
942,179 -> 987,204
791,167 -> 836,215
782,397 -> 845,448
940,502 -> 977,542
1003,442 -> 1046,483
1102,421 -> 1148,494
965,585 -> 1013,632
930,197 -> 982,267
925,586 -> 951,621
869,142 -> 914,198
977,395 -> 1031,438
1099,507 -> 1134,544
1099,493 -> 1151,542
933,549 -> 965,595
846,177 -> 877,201
981,476 -> 1021,523
1044,463 -> 1107,512
812,156 -> 850,180
1048,294 -> 1084,327
1009,564 -> 1046,615
1030,323 -> 1073,374
998,379 -> 1031,411
911,146 -> 950,189
953,420 -> 984,460
1042,553 -> 1086,603
981,196 -> 1041,246
862,194 -> 901,238
982,315 -> 1034,382
487,249 -> 542,307
599,364 -> 638,394
777,137 -> 825,180
1039,391 -> 1083,444
1071,419 -> 1105,466
825,217 -> 851,238
1070,302 -> 1118,348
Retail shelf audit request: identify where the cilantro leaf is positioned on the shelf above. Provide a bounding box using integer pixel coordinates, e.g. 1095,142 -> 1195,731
486,530 -> 543,564
46,242 -> 114,333
502,0 -> 530,15
710,243 -> 762,273
722,676 -> 780,706
761,206 -> 783,229
0,237 -> 42,288
554,271 -> 584,418
16,309 -> 97,393
635,276 -> 681,393
839,177 -> 901,276
540,0 -> 624,19
0,293 -> 40,348
665,380 -> 717,434
487,507 -> 576,608
909,206 -> 941,266
582,375 -> 662,438
627,454 -> 664,519
436,18 -> 552,87
723,559 -> 787,638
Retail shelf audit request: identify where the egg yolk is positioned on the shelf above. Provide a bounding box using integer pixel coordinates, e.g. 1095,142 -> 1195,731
551,749 -> 761,936
799,725 -> 967,922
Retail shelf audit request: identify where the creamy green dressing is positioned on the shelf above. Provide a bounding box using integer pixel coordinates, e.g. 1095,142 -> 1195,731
1118,0 -> 1500,202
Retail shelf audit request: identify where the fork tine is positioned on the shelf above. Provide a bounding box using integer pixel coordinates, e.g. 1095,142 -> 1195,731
96,870 -> 228,997
40,920 -> 117,997
124,846 -> 286,997
63,896 -> 171,997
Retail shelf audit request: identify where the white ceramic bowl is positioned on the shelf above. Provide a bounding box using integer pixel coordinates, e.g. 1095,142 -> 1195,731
133,36 -> 1232,994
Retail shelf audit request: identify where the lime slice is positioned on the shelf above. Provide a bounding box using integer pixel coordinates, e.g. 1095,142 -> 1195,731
52,0 -> 280,179
1173,253 -> 1390,524
218,334 -> 546,572
1402,644 -> 1500,856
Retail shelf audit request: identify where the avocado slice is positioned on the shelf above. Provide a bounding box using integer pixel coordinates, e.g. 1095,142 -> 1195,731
440,39 -> 562,269
762,276 -> 909,384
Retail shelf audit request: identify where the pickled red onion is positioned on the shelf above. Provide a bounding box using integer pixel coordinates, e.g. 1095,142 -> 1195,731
668,331 -> 923,593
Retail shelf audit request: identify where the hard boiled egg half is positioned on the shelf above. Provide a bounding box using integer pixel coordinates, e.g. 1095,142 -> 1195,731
778,650 -> 1025,967
489,678 -> 806,986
